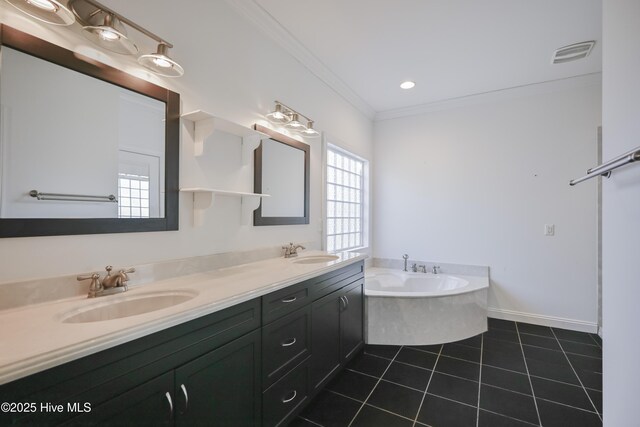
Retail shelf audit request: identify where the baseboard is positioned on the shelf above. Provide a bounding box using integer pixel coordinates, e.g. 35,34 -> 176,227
488,307 -> 598,333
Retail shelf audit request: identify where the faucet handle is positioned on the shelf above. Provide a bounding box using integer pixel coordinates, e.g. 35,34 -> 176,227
77,273 -> 103,298
402,254 -> 409,260
77,273 -> 100,281
105,265 -> 113,275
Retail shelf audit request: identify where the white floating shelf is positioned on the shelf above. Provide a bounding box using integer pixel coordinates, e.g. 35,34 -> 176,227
180,187 -> 270,226
181,110 -> 268,161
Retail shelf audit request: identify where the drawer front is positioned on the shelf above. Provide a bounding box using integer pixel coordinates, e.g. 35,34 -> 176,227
262,282 -> 311,324
262,261 -> 364,324
262,306 -> 311,388
262,358 -> 309,427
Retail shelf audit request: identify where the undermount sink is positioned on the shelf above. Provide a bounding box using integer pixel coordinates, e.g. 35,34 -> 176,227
292,255 -> 340,264
60,290 -> 199,324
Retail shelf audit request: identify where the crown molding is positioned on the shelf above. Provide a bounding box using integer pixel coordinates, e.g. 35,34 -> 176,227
375,72 -> 602,121
224,0 -> 376,120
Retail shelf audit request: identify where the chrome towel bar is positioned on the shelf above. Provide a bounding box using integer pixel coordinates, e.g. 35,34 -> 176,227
569,146 -> 640,186
29,190 -> 118,203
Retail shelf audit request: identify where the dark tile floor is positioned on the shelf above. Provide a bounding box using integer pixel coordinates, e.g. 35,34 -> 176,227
293,319 -> 602,427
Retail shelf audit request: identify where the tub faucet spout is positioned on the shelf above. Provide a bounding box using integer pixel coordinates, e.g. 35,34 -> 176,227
402,254 -> 409,272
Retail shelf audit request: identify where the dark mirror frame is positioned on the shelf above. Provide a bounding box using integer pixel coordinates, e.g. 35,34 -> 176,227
253,125 -> 310,226
0,25 -> 180,238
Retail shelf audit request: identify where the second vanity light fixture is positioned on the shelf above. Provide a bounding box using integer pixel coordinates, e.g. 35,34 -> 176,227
266,101 -> 320,138
5,0 -> 184,77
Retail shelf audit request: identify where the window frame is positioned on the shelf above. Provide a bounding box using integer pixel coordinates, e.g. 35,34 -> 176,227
324,140 -> 368,253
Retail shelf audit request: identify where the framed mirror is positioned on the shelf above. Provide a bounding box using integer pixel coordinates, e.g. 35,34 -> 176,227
253,125 -> 309,226
0,25 -> 179,238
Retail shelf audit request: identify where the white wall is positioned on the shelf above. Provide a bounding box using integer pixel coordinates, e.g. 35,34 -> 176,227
0,1 -> 373,283
373,84 -> 601,330
602,0 -> 640,423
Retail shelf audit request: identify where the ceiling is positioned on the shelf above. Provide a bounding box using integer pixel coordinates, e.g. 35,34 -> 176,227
251,0 -> 602,117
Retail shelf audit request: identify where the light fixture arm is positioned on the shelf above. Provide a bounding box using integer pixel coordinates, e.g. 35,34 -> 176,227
70,0 -> 174,48
274,100 -> 313,125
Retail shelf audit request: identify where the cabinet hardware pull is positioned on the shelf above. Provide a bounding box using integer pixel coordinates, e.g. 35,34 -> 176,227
181,384 -> 189,410
344,295 -> 349,308
165,392 -> 173,418
281,296 -> 297,303
282,390 -> 297,403
281,338 -> 297,347
339,296 -> 347,309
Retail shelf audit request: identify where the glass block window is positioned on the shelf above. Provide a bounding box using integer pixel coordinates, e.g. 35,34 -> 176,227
326,146 -> 365,252
118,173 -> 150,218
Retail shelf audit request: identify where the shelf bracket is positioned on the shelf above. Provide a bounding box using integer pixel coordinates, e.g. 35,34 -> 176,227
242,134 -> 263,166
192,192 -> 214,227
241,195 -> 262,225
193,117 -> 215,157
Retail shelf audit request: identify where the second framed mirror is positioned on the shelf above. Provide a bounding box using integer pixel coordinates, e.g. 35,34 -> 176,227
253,125 -> 310,226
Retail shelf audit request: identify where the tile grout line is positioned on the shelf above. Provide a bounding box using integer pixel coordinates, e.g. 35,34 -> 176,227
411,345 -> 443,427
346,346 -> 403,427
475,333 -> 484,427
514,323 -> 542,426
589,333 -> 602,349
550,328 -> 603,421
297,415 -> 324,426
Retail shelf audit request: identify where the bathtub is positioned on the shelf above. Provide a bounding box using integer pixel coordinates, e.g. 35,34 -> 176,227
365,268 -> 489,346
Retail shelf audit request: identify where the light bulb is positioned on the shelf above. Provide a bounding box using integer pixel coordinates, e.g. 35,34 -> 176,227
98,28 -> 120,41
26,0 -> 56,11
152,57 -> 173,68
400,81 -> 416,89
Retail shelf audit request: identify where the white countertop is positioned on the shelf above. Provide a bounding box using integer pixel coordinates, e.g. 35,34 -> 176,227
0,251 -> 366,385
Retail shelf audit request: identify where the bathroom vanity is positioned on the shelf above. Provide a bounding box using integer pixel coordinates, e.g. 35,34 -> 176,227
0,256 -> 364,426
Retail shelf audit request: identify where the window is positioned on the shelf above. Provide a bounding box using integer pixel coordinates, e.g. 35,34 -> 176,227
326,145 -> 366,252
118,173 -> 150,218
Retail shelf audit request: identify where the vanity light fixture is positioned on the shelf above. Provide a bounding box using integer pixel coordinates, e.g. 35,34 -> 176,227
266,101 -> 320,139
400,80 -> 416,89
299,121 -> 320,138
285,113 -> 306,131
5,0 -> 75,26
67,0 -> 185,76
81,14 -> 138,55
138,43 -> 184,77
266,103 -> 292,125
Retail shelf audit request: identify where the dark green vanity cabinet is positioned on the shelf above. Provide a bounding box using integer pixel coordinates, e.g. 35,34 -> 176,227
0,260 -> 364,427
261,261 -> 364,427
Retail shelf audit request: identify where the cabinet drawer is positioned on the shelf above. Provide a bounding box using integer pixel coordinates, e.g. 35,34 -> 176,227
262,261 -> 364,324
262,358 -> 309,427
262,306 -> 311,389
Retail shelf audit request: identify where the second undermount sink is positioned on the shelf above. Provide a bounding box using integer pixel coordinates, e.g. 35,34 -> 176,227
60,290 -> 199,324
292,255 -> 340,264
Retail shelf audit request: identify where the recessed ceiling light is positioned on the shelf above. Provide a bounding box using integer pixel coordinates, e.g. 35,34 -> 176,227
400,81 -> 416,90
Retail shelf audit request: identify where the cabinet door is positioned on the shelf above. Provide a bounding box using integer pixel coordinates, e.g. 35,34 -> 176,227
310,290 -> 342,392
175,330 -> 261,427
62,372 -> 174,427
340,280 -> 364,361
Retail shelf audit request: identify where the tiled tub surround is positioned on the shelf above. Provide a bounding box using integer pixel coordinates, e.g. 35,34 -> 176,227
365,264 -> 489,346
0,249 -> 365,385
294,318 -> 602,427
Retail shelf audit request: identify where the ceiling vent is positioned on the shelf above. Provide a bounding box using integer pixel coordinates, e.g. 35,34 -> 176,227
552,41 -> 596,64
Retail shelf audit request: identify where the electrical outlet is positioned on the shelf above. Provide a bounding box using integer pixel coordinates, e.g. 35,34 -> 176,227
544,224 -> 555,236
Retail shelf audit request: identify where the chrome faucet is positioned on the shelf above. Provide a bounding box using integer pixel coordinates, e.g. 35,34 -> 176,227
283,243 -> 306,258
411,264 -> 427,273
402,254 -> 409,272
432,265 -> 441,274
77,266 -> 135,298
